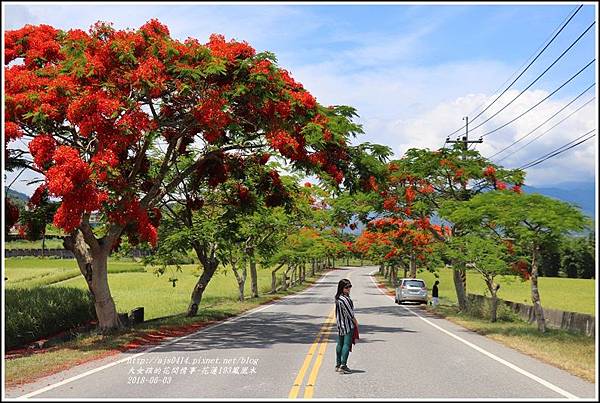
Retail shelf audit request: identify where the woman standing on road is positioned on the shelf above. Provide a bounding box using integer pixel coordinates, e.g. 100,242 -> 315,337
335,279 -> 357,374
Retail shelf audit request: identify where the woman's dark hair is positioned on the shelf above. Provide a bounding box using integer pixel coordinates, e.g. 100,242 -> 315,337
335,279 -> 352,300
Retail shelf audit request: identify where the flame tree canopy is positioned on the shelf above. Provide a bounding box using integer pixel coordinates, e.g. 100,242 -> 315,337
4,20 -> 390,330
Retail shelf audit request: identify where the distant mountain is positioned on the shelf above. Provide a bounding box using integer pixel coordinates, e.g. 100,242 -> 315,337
5,187 -> 29,208
522,181 -> 595,219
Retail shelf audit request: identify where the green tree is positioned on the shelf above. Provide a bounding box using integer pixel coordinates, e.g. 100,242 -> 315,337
560,234 -> 595,279
538,236 -> 561,277
447,191 -> 590,332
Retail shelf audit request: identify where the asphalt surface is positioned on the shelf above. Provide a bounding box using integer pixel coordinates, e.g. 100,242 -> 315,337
5,266 -> 597,399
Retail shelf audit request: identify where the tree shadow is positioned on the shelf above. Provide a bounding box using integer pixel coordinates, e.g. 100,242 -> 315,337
144,309 -> 418,354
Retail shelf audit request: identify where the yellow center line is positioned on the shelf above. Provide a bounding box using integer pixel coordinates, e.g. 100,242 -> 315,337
288,308 -> 335,399
303,316 -> 334,398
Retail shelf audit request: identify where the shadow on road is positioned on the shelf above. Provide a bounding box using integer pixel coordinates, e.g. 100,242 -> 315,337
149,308 -> 417,354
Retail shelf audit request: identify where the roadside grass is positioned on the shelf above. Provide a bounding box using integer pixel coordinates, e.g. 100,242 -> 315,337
48,262 -> 289,321
375,273 -> 595,383
4,264 -> 328,387
5,239 -> 65,250
429,305 -> 595,383
410,267 -> 595,315
5,258 -> 146,288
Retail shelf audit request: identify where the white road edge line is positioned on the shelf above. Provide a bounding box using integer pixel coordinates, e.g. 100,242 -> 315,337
16,270 -> 337,399
368,270 -> 578,400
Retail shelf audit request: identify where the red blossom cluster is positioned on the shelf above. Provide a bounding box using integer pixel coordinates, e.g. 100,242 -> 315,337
206,34 -> 256,64
484,165 -> 496,177
28,184 -> 48,207
495,181 -> 508,191
4,24 -> 62,67
364,216 -> 447,262
131,56 -> 167,97
511,260 -> 530,280
250,59 -> 273,76
66,91 -> 122,137
5,121 -> 23,142
266,129 -> 304,160
195,152 -> 229,187
108,199 -> 159,247
194,89 -> 232,143
28,134 -> 57,169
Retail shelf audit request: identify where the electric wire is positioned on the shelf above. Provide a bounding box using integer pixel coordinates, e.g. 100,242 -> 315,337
467,21 -> 596,136
442,4 -> 584,140
494,95 -> 595,163
488,83 -> 595,159
466,6 -> 587,129
518,128 -> 596,169
478,58 -> 595,138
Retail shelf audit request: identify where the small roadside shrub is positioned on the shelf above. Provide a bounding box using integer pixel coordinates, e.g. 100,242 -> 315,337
496,303 -> 522,322
5,287 -> 96,350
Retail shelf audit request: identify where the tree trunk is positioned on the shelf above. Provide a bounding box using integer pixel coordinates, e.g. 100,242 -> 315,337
41,232 -> 46,258
231,262 -> 247,302
332,257 -> 336,269
270,263 -> 285,294
391,266 -> 398,286
485,277 -> 498,322
360,258 -> 363,266
282,264 -> 294,290
231,262 -> 248,301
379,262 -> 384,275
64,230 -> 121,333
409,253 -> 417,278
249,253 -> 258,298
311,259 -> 316,277
453,267 -> 468,311
186,259 -> 219,317
530,245 -> 546,332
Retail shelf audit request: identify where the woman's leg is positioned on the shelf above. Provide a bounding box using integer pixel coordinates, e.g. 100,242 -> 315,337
336,335 -> 343,366
340,332 -> 352,365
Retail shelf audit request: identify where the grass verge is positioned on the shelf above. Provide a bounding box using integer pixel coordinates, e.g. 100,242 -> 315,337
4,269 -> 331,388
374,273 -> 595,383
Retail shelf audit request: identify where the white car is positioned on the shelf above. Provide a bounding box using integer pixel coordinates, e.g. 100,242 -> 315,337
395,278 -> 428,304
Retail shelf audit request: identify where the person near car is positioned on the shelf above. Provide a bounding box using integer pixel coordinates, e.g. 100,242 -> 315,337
432,280 -> 439,306
335,278 -> 357,374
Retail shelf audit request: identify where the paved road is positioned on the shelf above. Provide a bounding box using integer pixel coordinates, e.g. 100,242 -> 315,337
6,266 -> 596,399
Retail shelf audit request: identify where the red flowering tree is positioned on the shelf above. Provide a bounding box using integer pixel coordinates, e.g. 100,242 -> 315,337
361,217 -> 446,284
376,144 -> 525,309
5,21 -> 387,330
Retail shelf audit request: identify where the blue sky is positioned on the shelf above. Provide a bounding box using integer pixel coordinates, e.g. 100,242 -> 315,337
3,2 -> 598,193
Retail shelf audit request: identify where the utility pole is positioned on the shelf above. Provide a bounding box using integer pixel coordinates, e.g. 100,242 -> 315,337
445,116 -> 483,153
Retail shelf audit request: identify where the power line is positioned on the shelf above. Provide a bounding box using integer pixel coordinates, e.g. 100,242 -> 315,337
467,6 -> 586,128
442,4 -> 584,140
495,95 -> 595,163
518,128 -> 596,169
467,21 -> 596,136
488,83 -> 595,159
479,58 -> 595,138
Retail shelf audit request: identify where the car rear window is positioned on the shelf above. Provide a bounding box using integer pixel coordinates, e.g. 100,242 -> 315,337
404,280 -> 425,287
